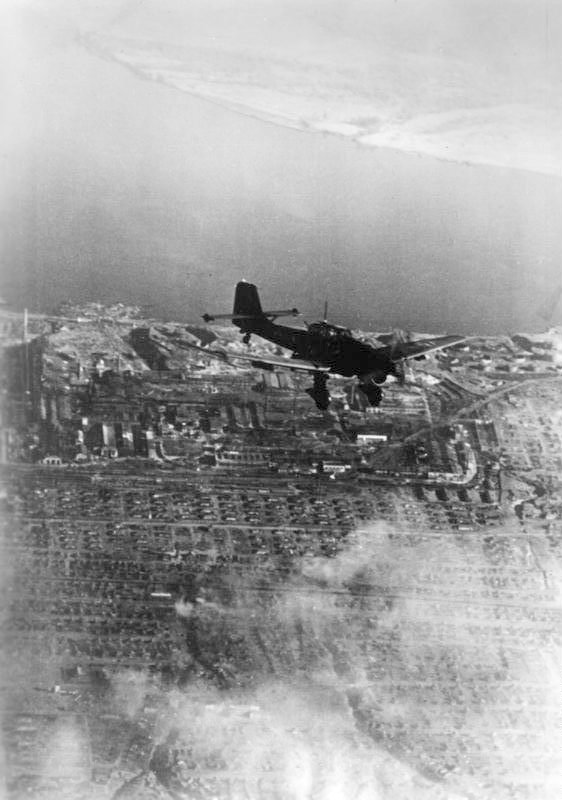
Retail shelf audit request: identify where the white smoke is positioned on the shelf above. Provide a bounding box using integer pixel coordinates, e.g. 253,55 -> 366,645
4,508 -> 561,799
174,599 -> 195,619
134,679 -> 466,800
111,669 -> 152,719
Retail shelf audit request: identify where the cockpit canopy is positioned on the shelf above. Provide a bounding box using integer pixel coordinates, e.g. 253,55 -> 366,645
308,321 -> 353,339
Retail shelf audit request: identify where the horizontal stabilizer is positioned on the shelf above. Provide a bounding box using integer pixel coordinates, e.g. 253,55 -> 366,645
203,308 -> 299,323
263,308 -> 300,318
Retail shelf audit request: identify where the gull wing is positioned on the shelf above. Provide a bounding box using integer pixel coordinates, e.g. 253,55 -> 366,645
223,351 -> 331,374
386,335 -> 469,362
182,339 -> 330,374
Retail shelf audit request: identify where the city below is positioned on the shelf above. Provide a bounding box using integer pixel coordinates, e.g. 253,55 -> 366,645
1,302 -> 561,800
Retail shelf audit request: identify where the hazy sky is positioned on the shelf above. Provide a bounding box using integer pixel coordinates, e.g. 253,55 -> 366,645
2,0 -> 562,332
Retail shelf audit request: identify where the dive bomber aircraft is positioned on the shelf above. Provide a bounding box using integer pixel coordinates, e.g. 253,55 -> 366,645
203,281 -> 466,410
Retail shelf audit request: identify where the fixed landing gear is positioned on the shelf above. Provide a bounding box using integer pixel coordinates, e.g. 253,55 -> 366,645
306,372 -> 330,410
358,382 -> 383,407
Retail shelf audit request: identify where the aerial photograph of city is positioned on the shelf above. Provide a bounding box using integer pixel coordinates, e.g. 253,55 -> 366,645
2,2 -> 562,799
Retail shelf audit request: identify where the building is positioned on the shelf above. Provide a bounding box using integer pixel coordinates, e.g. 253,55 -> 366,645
130,328 -> 169,370
215,447 -> 269,468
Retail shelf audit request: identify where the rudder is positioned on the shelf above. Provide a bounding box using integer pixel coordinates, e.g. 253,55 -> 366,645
233,282 -> 264,319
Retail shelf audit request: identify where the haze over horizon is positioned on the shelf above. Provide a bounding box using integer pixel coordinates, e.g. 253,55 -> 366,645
2,0 -> 562,333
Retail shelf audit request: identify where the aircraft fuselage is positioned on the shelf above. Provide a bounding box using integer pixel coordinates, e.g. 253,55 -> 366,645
235,317 -> 395,381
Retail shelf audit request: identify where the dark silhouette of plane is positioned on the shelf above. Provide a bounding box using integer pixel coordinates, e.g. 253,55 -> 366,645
203,281 -> 467,409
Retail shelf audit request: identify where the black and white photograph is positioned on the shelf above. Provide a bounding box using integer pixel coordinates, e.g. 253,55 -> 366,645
1,1 -> 561,798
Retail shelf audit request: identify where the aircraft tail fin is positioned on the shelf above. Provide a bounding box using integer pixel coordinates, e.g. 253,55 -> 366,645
233,281 -> 264,320
203,282 -> 298,324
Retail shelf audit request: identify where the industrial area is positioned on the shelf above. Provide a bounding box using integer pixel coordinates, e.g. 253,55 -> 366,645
1,303 -> 562,799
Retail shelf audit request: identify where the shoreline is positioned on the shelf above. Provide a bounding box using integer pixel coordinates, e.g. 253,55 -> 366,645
81,33 -> 562,184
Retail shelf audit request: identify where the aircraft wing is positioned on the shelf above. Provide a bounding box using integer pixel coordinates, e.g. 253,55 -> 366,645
219,351 -> 331,374
386,335 -> 469,362
180,338 -> 330,374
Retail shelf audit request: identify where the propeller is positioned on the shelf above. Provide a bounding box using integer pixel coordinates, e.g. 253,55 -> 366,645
387,329 -> 414,386
389,328 -> 412,360
393,360 -> 406,386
